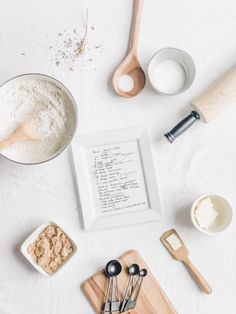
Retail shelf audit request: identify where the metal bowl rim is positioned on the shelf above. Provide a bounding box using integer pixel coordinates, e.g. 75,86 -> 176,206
0,72 -> 78,165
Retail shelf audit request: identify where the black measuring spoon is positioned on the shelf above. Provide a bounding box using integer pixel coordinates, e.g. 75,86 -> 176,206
104,260 -> 122,313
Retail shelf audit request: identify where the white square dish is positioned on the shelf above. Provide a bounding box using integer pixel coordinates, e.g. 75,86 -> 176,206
21,221 -> 77,277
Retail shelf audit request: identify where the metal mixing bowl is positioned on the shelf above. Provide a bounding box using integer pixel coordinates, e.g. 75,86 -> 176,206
0,73 -> 78,165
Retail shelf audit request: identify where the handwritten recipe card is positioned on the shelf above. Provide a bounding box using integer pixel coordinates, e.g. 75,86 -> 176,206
74,127 -> 162,230
87,141 -> 149,216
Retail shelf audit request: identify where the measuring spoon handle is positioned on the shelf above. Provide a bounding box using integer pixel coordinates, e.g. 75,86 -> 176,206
120,277 -> 132,312
129,0 -> 144,53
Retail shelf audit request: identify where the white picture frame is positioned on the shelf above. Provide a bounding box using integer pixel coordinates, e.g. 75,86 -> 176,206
72,127 -> 163,231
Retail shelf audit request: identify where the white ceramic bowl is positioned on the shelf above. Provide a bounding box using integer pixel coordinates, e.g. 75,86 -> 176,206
21,221 -> 77,276
0,73 -> 78,165
148,47 -> 196,95
191,194 -> 233,236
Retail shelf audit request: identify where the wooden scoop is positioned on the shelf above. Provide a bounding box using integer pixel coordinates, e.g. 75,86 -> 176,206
0,119 -> 44,151
112,0 -> 146,97
160,229 -> 213,294
101,311 -> 137,314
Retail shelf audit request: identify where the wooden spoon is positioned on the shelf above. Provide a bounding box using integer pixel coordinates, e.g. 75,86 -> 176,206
112,0 -> 146,97
160,229 -> 213,294
0,119 -> 44,151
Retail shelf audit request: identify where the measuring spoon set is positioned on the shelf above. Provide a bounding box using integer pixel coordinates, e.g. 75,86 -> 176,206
102,260 -> 147,313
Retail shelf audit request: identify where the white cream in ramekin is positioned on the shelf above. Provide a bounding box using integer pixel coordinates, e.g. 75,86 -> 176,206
191,194 -> 233,236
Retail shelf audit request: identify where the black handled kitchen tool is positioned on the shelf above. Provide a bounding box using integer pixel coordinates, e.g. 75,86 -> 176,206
164,67 -> 236,143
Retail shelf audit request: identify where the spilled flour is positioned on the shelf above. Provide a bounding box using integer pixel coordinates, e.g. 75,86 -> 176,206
0,77 -> 76,163
49,10 -> 103,72
50,24 -> 103,72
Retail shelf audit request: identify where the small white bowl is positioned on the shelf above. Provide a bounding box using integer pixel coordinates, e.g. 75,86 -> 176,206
191,194 -> 233,236
21,221 -> 77,276
148,47 -> 196,95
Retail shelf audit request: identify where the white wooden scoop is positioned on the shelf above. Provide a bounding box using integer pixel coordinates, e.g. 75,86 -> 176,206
160,229 -> 213,294
0,119 -> 45,151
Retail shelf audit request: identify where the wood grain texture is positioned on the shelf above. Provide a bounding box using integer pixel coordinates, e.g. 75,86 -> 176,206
192,67 -> 236,122
0,121 -> 39,151
160,229 -> 212,295
81,250 -> 177,314
128,0 -> 144,54
112,0 -> 146,98
184,260 -> 212,294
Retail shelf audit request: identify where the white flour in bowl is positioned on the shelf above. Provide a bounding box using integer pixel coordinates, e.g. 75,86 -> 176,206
0,77 -> 76,163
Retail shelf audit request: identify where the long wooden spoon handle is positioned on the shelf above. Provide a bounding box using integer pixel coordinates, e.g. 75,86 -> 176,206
0,138 -> 13,151
129,0 -> 144,53
184,260 -> 213,294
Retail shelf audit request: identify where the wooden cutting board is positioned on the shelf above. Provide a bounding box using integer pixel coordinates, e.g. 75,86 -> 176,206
81,250 -> 177,314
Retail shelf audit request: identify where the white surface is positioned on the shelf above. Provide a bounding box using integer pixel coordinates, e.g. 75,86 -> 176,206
1,0 -> 236,313
72,127 -> 162,230
166,234 -> 182,251
21,221 -> 77,277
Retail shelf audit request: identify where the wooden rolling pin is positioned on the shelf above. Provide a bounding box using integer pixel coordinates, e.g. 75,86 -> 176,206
164,67 -> 236,143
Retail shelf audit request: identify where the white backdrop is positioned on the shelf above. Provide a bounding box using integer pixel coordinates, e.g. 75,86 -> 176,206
1,0 -> 236,313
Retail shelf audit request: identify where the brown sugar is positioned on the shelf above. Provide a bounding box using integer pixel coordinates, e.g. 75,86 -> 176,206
27,224 -> 74,274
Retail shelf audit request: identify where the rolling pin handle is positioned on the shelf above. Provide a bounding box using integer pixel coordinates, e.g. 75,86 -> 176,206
164,111 -> 200,143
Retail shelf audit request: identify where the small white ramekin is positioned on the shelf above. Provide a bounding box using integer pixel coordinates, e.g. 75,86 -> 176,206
148,47 -> 196,95
21,221 -> 77,276
191,194 -> 234,236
